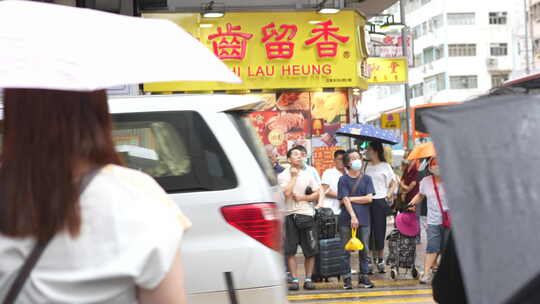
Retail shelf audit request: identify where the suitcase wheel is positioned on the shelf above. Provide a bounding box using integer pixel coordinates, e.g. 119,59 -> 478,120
390,269 -> 398,281
412,267 -> 419,279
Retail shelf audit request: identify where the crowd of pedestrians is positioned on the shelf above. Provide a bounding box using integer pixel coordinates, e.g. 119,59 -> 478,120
278,143 -> 450,290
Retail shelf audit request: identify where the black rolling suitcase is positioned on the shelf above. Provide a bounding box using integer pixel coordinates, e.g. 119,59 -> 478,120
312,209 -> 347,282
316,208 -> 338,239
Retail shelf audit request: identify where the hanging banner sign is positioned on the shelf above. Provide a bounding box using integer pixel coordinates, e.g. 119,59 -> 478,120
367,57 -> 408,85
142,11 -> 369,92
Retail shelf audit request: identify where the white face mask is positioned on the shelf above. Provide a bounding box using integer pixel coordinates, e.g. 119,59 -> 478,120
429,167 -> 440,176
351,159 -> 363,171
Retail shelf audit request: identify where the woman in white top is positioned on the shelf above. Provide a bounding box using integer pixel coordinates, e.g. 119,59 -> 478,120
409,157 -> 450,284
365,142 -> 397,274
0,89 -> 190,304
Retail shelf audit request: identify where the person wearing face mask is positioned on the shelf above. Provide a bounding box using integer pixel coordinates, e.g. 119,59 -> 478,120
409,157 -> 450,284
364,142 -> 397,274
337,150 -> 376,289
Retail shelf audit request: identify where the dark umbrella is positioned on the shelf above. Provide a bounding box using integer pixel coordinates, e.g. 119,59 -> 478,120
336,123 -> 399,145
421,95 -> 540,304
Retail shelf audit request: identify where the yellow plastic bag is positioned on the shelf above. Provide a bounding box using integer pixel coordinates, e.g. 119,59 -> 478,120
345,228 -> 364,251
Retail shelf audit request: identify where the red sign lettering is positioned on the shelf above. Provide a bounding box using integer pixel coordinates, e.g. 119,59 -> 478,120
389,61 -> 400,74
261,23 -> 298,59
208,23 -> 253,60
305,20 -> 350,58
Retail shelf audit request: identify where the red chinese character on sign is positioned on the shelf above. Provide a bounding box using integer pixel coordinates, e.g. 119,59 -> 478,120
305,20 -> 350,57
390,61 -> 400,74
261,23 -> 298,59
208,23 -> 253,60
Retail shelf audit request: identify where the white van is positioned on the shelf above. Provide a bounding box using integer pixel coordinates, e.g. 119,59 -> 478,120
109,95 -> 287,303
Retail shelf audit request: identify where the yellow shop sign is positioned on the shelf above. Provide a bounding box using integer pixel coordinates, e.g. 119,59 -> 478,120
142,11 -> 368,92
367,57 -> 408,85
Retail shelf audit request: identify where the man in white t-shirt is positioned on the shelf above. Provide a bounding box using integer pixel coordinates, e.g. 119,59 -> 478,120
278,147 -> 320,291
318,149 -> 347,215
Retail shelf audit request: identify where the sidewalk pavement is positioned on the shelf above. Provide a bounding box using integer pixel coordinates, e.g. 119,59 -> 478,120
290,217 -> 428,282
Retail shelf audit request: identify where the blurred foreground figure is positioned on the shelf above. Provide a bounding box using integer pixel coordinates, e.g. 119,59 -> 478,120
0,89 -> 190,304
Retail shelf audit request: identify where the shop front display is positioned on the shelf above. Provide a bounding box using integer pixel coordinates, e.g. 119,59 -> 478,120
142,10 -> 370,170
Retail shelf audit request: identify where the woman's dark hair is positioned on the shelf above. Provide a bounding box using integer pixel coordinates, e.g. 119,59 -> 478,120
369,142 -> 387,163
343,149 -> 360,169
0,89 -> 123,242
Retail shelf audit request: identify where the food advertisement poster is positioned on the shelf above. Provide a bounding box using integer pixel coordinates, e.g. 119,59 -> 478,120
249,91 -> 350,164
313,147 -> 343,176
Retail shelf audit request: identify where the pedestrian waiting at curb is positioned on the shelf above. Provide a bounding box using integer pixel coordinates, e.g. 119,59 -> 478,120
337,150 -> 376,289
409,157 -> 450,284
278,147 -> 320,291
318,149 -> 347,214
365,142 -> 397,274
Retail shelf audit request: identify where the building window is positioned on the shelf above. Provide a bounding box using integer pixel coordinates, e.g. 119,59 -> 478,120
450,75 -> 478,89
425,73 -> 446,95
448,44 -> 476,56
411,83 -> 424,98
447,13 -> 475,25
430,14 -> 444,30
412,24 -> 421,39
422,21 -> 429,34
423,44 -> 445,64
490,43 -> 508,56
489,12 -> 507,24
414,54 -> 423,67
491,74 -> 509,88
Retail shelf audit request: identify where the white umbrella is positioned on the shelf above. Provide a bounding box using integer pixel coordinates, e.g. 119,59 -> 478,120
0,0 -> 240,92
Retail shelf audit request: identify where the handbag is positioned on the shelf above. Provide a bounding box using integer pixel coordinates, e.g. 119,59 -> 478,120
432,176 -> 452,229
293,214 -> 315,230
344,228 -> 364,251
2,169 -> 100,304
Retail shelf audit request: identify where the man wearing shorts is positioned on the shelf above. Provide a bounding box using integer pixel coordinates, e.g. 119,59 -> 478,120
278,147 -> 320,291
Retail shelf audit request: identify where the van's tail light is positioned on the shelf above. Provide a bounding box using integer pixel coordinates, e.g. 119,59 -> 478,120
221,203 -> 282,252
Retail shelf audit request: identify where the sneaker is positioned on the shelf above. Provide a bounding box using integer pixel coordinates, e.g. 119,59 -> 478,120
289,281 -> 300,291
286,272 -> 293,284
419,272 -> 433,284
368,262 -> 375,275
343,277 -> 353,290
377,260 -> 386,273
303,280 -> 316,290
359,275 -> 375,289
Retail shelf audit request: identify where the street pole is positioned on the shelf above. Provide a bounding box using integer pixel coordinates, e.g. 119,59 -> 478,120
399,0 -> 413,150
525,0 -> 531,74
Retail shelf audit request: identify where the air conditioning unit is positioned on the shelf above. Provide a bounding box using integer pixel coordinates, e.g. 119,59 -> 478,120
486,58 -> 498,70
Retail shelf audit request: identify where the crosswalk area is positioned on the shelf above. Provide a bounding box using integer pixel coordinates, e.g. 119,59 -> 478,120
287,280 -> 435,304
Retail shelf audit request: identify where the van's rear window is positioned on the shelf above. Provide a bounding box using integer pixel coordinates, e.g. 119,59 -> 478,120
112,111 -> 237,193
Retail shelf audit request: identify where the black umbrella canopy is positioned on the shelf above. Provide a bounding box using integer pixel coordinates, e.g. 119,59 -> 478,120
422,95 -> 540,304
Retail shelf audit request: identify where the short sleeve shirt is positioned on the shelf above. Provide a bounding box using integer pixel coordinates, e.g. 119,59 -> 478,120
278,167 -> 320,217
337,174 -> 376,227
304,165 -> 322,185
366,162 -> 396,199
419,176 -> 449,225
321,168 -> 344,215
0,165 -> 191,303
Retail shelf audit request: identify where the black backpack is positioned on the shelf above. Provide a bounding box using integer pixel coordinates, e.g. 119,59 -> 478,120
315,208 -> 337,239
